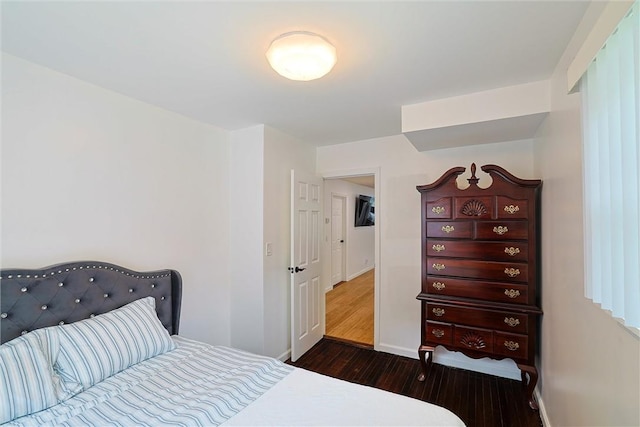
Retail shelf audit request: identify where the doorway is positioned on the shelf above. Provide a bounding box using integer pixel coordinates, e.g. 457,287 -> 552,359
322,171 -> 378,347
325,268 -> 374,345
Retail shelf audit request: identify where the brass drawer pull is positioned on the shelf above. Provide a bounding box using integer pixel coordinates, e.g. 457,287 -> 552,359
504,267 -> 520,277
504,247 -> 520,256
432,263 -> 446,271
504,289 -> 521,299
504,317 -> 520,327
432,329 -> 445,338
432,244 -> 446,252
504,341 -> 520,351
493,226 -> 509,235
432,308 -> 445,317
441,225 -> 455,233
432,281 -> 446,291
504,205 -> 520,214
432,206 -> 445,214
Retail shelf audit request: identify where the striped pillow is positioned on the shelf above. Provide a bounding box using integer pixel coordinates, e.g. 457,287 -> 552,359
55,296 -> 176,389
0,334 -> 59,423
30,327 -> 83,401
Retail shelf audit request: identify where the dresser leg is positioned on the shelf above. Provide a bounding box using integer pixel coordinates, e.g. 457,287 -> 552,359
417,346 -> 433,381
517,364 -> 539,410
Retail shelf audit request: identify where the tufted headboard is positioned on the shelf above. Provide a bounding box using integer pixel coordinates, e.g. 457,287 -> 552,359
0,261 -> 182,345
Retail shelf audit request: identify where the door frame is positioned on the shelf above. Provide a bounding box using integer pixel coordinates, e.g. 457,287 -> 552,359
322,167 -> 381,350
330,193 -> 348,287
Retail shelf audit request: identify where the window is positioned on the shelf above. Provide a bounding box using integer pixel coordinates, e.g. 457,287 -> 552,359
581,0 -> 639,329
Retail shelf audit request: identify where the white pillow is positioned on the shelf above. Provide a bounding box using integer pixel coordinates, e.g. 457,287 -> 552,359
55,296 -> 176,389
0,334 -> 59,423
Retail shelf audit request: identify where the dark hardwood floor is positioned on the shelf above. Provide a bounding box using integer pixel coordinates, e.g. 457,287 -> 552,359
287,338 -> 542,427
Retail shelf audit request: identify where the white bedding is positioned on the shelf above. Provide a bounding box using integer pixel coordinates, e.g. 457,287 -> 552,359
223,367 -> 465,426
5,336 -> 464,426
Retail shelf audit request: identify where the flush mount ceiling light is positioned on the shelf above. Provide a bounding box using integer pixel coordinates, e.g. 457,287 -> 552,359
266,31 -> 337,81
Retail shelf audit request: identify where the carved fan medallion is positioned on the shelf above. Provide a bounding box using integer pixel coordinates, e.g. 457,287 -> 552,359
460,331 -> 487,350
461,199 -> 488,216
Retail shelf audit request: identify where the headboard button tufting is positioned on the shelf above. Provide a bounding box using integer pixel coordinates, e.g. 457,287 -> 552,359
1,261 -> 182,344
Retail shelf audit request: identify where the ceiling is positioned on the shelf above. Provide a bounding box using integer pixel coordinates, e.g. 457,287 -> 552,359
1,1 -> 589,147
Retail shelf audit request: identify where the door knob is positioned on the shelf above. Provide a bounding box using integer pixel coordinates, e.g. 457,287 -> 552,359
295,266 -> 306,273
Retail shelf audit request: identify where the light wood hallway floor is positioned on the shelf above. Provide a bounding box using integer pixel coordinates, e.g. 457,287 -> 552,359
325,269 -> 374,346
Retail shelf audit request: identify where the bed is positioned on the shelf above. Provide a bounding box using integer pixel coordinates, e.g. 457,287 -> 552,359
0,261 -> 465,426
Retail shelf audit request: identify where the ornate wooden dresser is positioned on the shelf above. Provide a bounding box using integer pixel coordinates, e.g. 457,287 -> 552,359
416,163 -> 542,410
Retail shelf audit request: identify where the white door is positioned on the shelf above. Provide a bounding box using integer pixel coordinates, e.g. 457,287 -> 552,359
331,195 -> 346,286
290,170 -> 323,362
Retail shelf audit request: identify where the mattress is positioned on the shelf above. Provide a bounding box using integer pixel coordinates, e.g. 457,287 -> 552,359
5,336 -> 464,426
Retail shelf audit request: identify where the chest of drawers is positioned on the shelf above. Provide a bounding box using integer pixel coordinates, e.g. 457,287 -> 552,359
416,163 -> 542,410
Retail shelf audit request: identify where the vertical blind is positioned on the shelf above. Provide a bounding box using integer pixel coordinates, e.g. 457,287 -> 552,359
581,0 -> 639,329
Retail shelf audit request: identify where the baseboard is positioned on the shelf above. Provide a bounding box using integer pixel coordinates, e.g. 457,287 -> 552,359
376,342 -> 419,359
347,265 -> 374,281
376,342 -> 521,380
276,349 -> 291,362
434,350 -> 521,380
536,388 -> 551,427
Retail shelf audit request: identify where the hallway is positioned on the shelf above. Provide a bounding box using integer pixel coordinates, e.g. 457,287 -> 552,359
325,269 -> 374,346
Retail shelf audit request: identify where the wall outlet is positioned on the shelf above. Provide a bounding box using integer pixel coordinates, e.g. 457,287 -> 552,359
364,258 -> 369,265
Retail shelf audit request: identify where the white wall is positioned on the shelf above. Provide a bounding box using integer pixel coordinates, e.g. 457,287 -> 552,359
533,2 -> 640,425
228,124 -> 315,360
317,135 -> 535,378
323,179 -> 375,291
1,54 -> 318,361
229,125 -> 265,354
263,125 -> 316,359
1,53 -> 231,345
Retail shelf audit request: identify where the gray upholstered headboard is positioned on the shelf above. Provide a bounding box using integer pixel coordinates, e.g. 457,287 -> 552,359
0,261 -> 182,345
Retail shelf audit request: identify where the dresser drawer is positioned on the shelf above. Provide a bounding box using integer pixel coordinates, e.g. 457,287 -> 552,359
427,240 -> 529,262
476,221 -> 528,240
425,276 -> 529,304
454,326 -> 493,354
426,302 -> 528,333
427,257 -> 528,283
425,321 -> 453,345
493,332 -> 528,359
497,196 -> 529,219
426,197 -> 452,219
453,196 -> 493,219
426,221 -> 473,238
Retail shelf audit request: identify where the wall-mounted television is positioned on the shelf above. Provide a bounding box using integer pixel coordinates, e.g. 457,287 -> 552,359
355,195 -> 375,227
